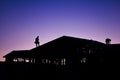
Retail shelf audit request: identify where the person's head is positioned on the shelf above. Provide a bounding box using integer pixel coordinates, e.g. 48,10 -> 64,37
37,36 -> 39,38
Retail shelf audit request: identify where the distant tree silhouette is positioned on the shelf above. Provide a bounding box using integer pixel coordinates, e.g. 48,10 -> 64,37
105,38 -> 111,44
34,36 -> 40,47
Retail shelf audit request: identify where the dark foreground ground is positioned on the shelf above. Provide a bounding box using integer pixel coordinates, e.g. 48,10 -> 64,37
0,62 -> 120,80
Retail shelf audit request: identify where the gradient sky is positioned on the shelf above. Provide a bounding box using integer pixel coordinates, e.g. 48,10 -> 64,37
0,0 -> 120,61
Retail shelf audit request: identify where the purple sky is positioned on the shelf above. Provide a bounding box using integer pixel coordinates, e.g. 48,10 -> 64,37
0,0 -> 120,61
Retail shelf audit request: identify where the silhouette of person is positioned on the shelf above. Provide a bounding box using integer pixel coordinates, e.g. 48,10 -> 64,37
35,36 -> 40,47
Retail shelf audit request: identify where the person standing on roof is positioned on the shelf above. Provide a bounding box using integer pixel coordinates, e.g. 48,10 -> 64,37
34,36 -> 40,47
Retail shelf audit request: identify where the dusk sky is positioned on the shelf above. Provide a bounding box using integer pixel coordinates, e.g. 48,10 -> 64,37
0,0 -> 120,61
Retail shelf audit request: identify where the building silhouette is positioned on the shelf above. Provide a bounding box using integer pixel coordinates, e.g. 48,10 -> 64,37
3,36 -> 120,65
